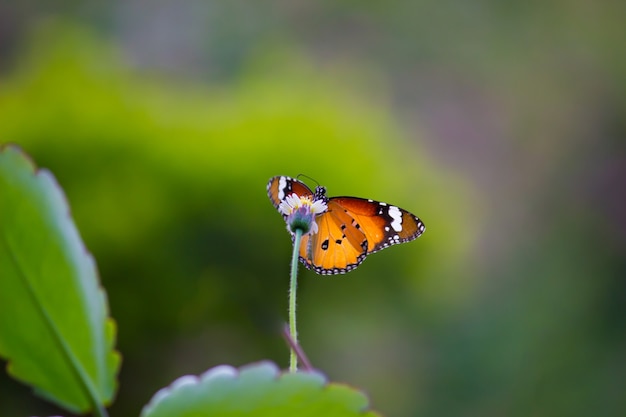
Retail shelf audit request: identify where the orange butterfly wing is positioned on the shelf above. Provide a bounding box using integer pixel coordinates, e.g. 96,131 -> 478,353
299,200 -> 369,274
267,176 -> 314,215
330,197 -> 425,253
300,198 -> 425,274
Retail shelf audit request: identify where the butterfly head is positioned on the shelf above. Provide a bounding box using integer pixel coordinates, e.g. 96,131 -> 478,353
313,185 -> 328,203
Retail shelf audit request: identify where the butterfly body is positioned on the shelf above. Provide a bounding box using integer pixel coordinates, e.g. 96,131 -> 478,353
267,176 -> 425,275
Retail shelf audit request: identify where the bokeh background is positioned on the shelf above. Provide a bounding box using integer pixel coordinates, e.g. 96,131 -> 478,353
1,2 -> 625,416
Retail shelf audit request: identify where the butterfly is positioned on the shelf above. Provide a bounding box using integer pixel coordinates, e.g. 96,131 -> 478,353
267,175 -> 425,275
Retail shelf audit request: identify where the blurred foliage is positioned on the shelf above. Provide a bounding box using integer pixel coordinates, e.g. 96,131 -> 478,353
0,1 -> 625,415
0,22 -> 469,417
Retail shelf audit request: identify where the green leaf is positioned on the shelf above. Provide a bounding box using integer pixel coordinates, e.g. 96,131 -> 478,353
0,145 -> 120,413
141,361 -> 381,417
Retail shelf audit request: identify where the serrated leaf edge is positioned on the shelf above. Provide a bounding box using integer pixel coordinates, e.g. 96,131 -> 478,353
0,144 -> 120,413
141,361 -> 380,417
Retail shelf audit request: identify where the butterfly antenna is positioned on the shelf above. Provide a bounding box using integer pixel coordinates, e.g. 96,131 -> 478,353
296,174 -> 320,189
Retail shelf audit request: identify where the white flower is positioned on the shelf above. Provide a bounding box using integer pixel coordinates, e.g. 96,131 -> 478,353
278,193 -> 327,236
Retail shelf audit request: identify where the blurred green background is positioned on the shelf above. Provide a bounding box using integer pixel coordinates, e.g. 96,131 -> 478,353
1,2 -> 624,417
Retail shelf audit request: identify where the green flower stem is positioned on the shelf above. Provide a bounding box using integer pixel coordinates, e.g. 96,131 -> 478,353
289,228 -> 303,372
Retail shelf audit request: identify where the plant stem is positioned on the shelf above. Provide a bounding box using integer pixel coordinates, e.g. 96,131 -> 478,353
289,228 -> 303,372
282,324 -> 313,372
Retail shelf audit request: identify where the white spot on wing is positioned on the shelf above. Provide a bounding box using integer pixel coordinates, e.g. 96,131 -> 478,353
278,176 -> 287,201
389,206 -> 403,232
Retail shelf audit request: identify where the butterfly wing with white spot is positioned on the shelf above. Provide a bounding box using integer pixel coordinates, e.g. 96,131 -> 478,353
267,176 -> 315,218
328,197 -> 425,254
